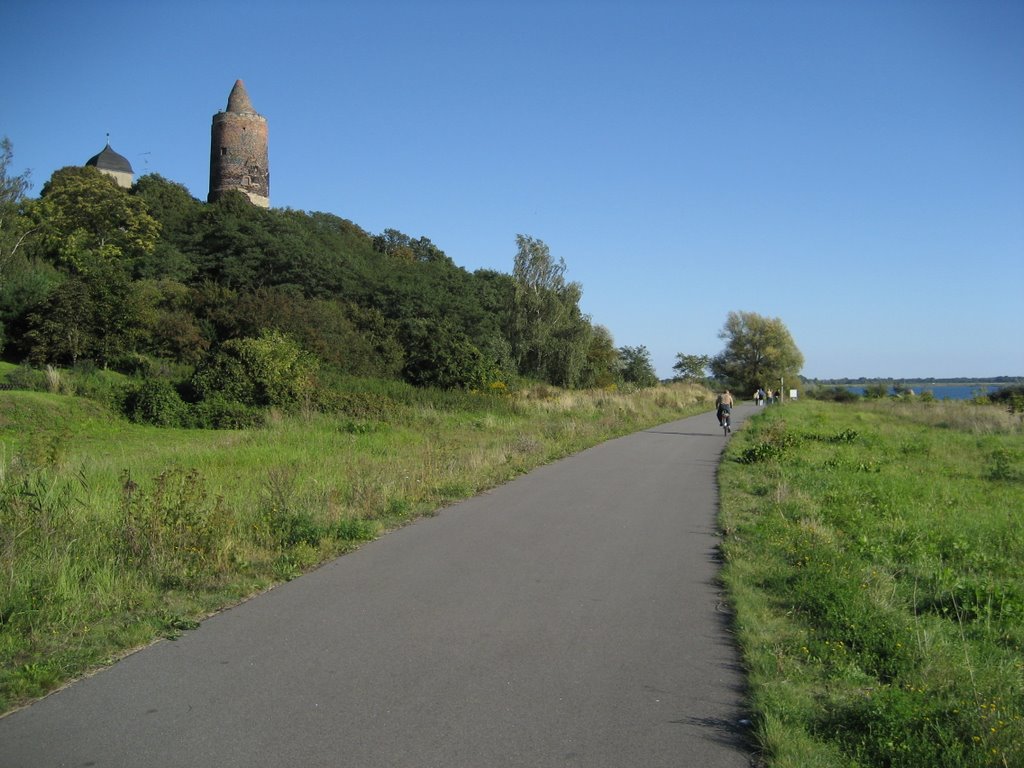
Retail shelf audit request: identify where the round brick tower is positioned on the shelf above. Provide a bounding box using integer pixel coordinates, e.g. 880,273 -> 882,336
208,79 -> 269,207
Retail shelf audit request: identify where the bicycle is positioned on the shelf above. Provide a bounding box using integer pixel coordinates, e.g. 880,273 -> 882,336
718,406 -> 732,436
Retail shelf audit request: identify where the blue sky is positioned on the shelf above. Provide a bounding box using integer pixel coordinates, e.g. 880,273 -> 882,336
4,0 -> 1023,380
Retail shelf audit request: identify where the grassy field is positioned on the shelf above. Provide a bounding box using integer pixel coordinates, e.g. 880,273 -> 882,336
0,377 -> 712,714
719,399 -> 1024,768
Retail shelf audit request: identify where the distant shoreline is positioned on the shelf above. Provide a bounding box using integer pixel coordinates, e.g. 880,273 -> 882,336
812,377 -> 1022,387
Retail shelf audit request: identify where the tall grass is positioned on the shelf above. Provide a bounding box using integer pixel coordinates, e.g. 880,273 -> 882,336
0,380 -> 712,712
719,399 -> 1023,767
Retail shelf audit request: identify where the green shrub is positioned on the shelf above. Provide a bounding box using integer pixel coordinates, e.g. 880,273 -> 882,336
987,447 -> 1023,482
333,517 -> 377,542
400,319 -> 497,390
192,330 -> 319,409
124,379 -> 187,427
187,395 -> 265,430
2,365 -> 47,392
322,390 -> 400,420
991,385 -> 1024,415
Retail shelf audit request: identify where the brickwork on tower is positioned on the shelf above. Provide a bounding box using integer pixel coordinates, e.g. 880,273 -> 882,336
208,80 -> 269,207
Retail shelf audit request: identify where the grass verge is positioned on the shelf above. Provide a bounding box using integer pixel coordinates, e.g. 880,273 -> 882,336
0,380 -> 711,714
719,399 -> 1024,767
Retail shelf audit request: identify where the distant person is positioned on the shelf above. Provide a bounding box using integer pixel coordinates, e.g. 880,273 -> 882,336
757,387 -> 766,406
715,389 -> 734,426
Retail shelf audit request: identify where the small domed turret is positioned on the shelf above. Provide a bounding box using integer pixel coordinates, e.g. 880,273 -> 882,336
85,142 -> 133,188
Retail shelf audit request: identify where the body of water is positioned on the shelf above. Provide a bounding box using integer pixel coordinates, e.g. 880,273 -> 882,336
844,384 -> 1002,401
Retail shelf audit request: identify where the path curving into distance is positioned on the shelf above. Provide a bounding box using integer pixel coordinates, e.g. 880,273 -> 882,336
1,406 -> 757,767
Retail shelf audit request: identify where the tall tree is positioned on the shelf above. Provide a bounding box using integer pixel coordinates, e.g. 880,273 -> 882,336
509,234 -> 590,387
710,311 -> 804,395
0,138 -> 33,271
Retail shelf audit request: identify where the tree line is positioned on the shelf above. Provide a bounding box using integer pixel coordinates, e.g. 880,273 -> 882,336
0,139 -> 663,422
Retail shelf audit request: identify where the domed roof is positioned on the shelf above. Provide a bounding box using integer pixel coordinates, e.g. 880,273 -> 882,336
85,143 -> 133,174
225,79 -> 256,114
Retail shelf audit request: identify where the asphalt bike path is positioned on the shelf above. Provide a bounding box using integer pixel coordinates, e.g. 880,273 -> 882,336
1,406 -> 756,767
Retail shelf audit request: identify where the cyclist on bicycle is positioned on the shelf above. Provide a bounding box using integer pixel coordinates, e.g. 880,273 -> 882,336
715,389 -> 734,426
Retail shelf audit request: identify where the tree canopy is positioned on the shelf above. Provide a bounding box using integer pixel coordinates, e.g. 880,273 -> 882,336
673,353 -> 710,382
710,311 -> 804,395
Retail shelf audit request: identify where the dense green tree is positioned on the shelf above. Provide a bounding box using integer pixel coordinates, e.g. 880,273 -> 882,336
0,152 -> 632,392
618,345 -> 659,388
188,281 -> 245,345
509,234 -> 591,386
373,229 -> 453,266
232,287 -> 403,378
400,318 -> 495,390
23,264 -> 140,367
33,167 -> 159,276
187,191 -> 273,291
543,311 -> 592,388
673,353 -> 711,382
470,269 -> 516,380
0,138 -> 34,279
0,257 -> 61,359
187,195 -> 376,299
710,311 -> 804,395
130,278 -> 209,365
579,324 -> 619,388
130,174 -> 202,281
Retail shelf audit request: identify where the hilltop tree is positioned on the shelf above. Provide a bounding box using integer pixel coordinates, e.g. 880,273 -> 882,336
130,173 -> 202,281
33,166 -> 160,276
710,311 -> 803,395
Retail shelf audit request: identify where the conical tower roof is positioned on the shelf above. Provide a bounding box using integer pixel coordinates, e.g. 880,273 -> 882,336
85,143 -> 133,174
225,79 -> 256,114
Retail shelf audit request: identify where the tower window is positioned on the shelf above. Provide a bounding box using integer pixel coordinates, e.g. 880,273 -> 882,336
221,147 -> 228,156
